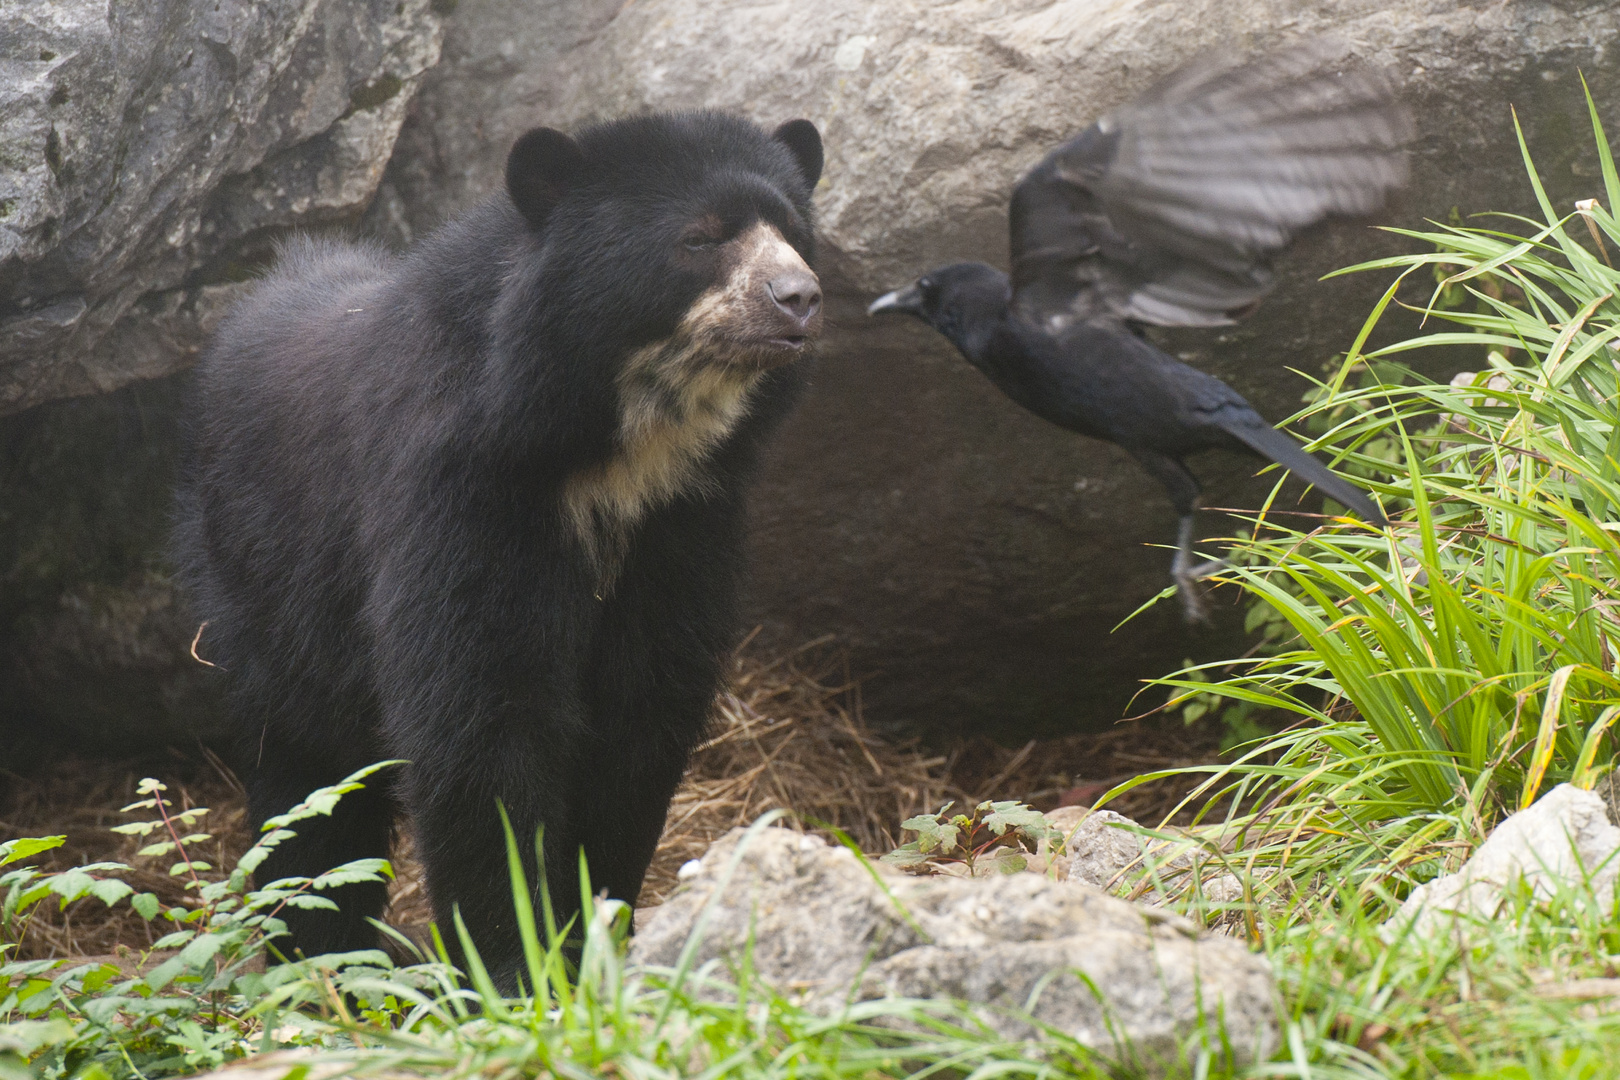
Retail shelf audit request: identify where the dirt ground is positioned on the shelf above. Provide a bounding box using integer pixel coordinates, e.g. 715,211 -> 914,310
0,641 -> 1224,961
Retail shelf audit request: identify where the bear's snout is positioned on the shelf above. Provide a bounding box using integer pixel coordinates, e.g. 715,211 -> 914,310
767,271 -> 821,323
679,221 -> 824,364
760,267 -> 822,353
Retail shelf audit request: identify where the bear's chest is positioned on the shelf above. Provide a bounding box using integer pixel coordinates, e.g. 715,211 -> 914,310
562,339 -> 761,587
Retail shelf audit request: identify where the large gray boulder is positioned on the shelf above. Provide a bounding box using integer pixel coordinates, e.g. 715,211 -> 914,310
386,1 -> 1620,286
0,0 -> 440,755
374,0 -> 1620,736
8,0 -> 1620,746
632,826 -> 1278,1071
0,0 -> 443,416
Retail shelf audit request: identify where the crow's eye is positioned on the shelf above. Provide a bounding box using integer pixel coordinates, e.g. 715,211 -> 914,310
918,277 -> 934,292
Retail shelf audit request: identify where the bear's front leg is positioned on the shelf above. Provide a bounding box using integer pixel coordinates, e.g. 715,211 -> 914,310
403,723 -> 592,989
572,490 -> 751,915
370,531 -> 604,992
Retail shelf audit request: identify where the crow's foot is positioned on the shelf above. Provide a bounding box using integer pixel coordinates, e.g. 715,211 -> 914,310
1172,559 -> 1227,624
1172,511 -> 1227,624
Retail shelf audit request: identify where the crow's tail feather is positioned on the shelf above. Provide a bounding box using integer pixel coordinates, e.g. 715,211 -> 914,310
1222,416 -> 1386,526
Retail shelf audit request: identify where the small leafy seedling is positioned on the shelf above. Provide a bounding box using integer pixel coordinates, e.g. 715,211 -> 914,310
881,800 -> 1062,876
1,763 -> 402,1080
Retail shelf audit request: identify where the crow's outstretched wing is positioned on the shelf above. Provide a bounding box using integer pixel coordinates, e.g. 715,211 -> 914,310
1009,40 -> 1411,332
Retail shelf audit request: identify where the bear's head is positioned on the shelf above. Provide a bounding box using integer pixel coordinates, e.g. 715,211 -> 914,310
504,112 -> 824,376
502,113 -> 825,579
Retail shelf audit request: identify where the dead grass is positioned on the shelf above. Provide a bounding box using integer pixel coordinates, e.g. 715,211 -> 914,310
638,642 -> 952,905
0,750 -> 252,960
1,640 -> 1224,959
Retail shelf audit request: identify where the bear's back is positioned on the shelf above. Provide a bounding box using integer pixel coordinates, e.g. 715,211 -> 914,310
202,237 -> 394,387
176,237 -> 406,652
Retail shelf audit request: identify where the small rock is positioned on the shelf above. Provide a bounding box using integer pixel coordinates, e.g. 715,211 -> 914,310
632,827 -> 1277,1072
1386,784 -> 1620,940
1065,809 -> 1246,905
1066,810 -> 1153,892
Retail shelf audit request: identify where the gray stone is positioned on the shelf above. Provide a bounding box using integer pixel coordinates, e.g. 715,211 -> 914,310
0,0 -> 443,416
1065,808 -> 1246,907
1387,784 -> 1620,941
0,0 -> 440,749
631,826 -> 1278,1071
1066,810 -> 1155,892
369,0 -> 1620,737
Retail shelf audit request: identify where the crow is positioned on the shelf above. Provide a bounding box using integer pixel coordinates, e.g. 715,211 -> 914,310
868,40 -> 1408,622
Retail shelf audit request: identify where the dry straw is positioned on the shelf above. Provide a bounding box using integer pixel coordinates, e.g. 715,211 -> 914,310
2,640 -> 1219,959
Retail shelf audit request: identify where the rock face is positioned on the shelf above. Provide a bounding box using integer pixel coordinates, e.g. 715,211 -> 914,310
631,826 -> 1278,1071
0,0 -> 443,416
0,0 -> 440,755
9,0 -> 1620,746
1387,784 -> 1620,940
0,372 -> 227,759
374,0 -> 1620,737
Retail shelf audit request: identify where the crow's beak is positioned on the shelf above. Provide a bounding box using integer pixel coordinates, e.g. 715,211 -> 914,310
866,282 -> 925,318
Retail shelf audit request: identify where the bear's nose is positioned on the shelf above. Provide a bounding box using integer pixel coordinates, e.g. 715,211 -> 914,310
767,272 -> 822,321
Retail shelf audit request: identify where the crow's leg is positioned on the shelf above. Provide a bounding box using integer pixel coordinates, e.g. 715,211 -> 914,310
1132,451 -> 1226,624
1171,513 -> 1229,623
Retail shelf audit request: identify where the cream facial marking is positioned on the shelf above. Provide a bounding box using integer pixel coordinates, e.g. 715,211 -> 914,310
678,222 -> 818,359
563,222 -> 819,585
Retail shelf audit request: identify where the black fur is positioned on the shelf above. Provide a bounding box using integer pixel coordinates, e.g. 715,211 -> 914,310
173,112 -> 821,985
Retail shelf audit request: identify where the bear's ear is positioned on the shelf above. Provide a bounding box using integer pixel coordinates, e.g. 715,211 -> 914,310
505,127 -> 586,229
772,119 -> 823,190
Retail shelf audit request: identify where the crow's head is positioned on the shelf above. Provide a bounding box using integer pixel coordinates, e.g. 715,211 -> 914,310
867,263 -> 1011,354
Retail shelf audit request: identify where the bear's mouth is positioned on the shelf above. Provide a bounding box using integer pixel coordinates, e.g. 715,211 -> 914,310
699,327 -> 816,367
723,335 -> 812,371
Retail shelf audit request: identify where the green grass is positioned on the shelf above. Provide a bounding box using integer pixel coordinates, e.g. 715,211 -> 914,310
1260,869 -> 1620,1079
11,784 -> 1620,1080
1,802 -> 1133,1080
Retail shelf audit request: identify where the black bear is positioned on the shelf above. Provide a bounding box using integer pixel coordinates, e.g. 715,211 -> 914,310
174,112 -> 824,984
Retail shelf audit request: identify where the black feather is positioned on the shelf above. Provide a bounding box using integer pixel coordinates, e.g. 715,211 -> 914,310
1215,412 -> 1386,526
1009,38 -> 1410,332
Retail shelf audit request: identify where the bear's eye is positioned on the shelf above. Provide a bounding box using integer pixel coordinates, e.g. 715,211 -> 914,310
681,217 -> 726,252
682,232 -> 722,251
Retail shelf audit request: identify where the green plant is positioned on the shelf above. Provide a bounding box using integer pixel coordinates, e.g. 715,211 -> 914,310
881,800 -> 1062,875
1169,657 -> 1276,753
2,794 -> 1144,1080
1,764 -> 398,1080
1128,83 -> 1620,908
1256,850 -> 1620,1078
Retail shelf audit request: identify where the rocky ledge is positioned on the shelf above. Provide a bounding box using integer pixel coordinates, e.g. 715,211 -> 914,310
631,825 -> 1277,1073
